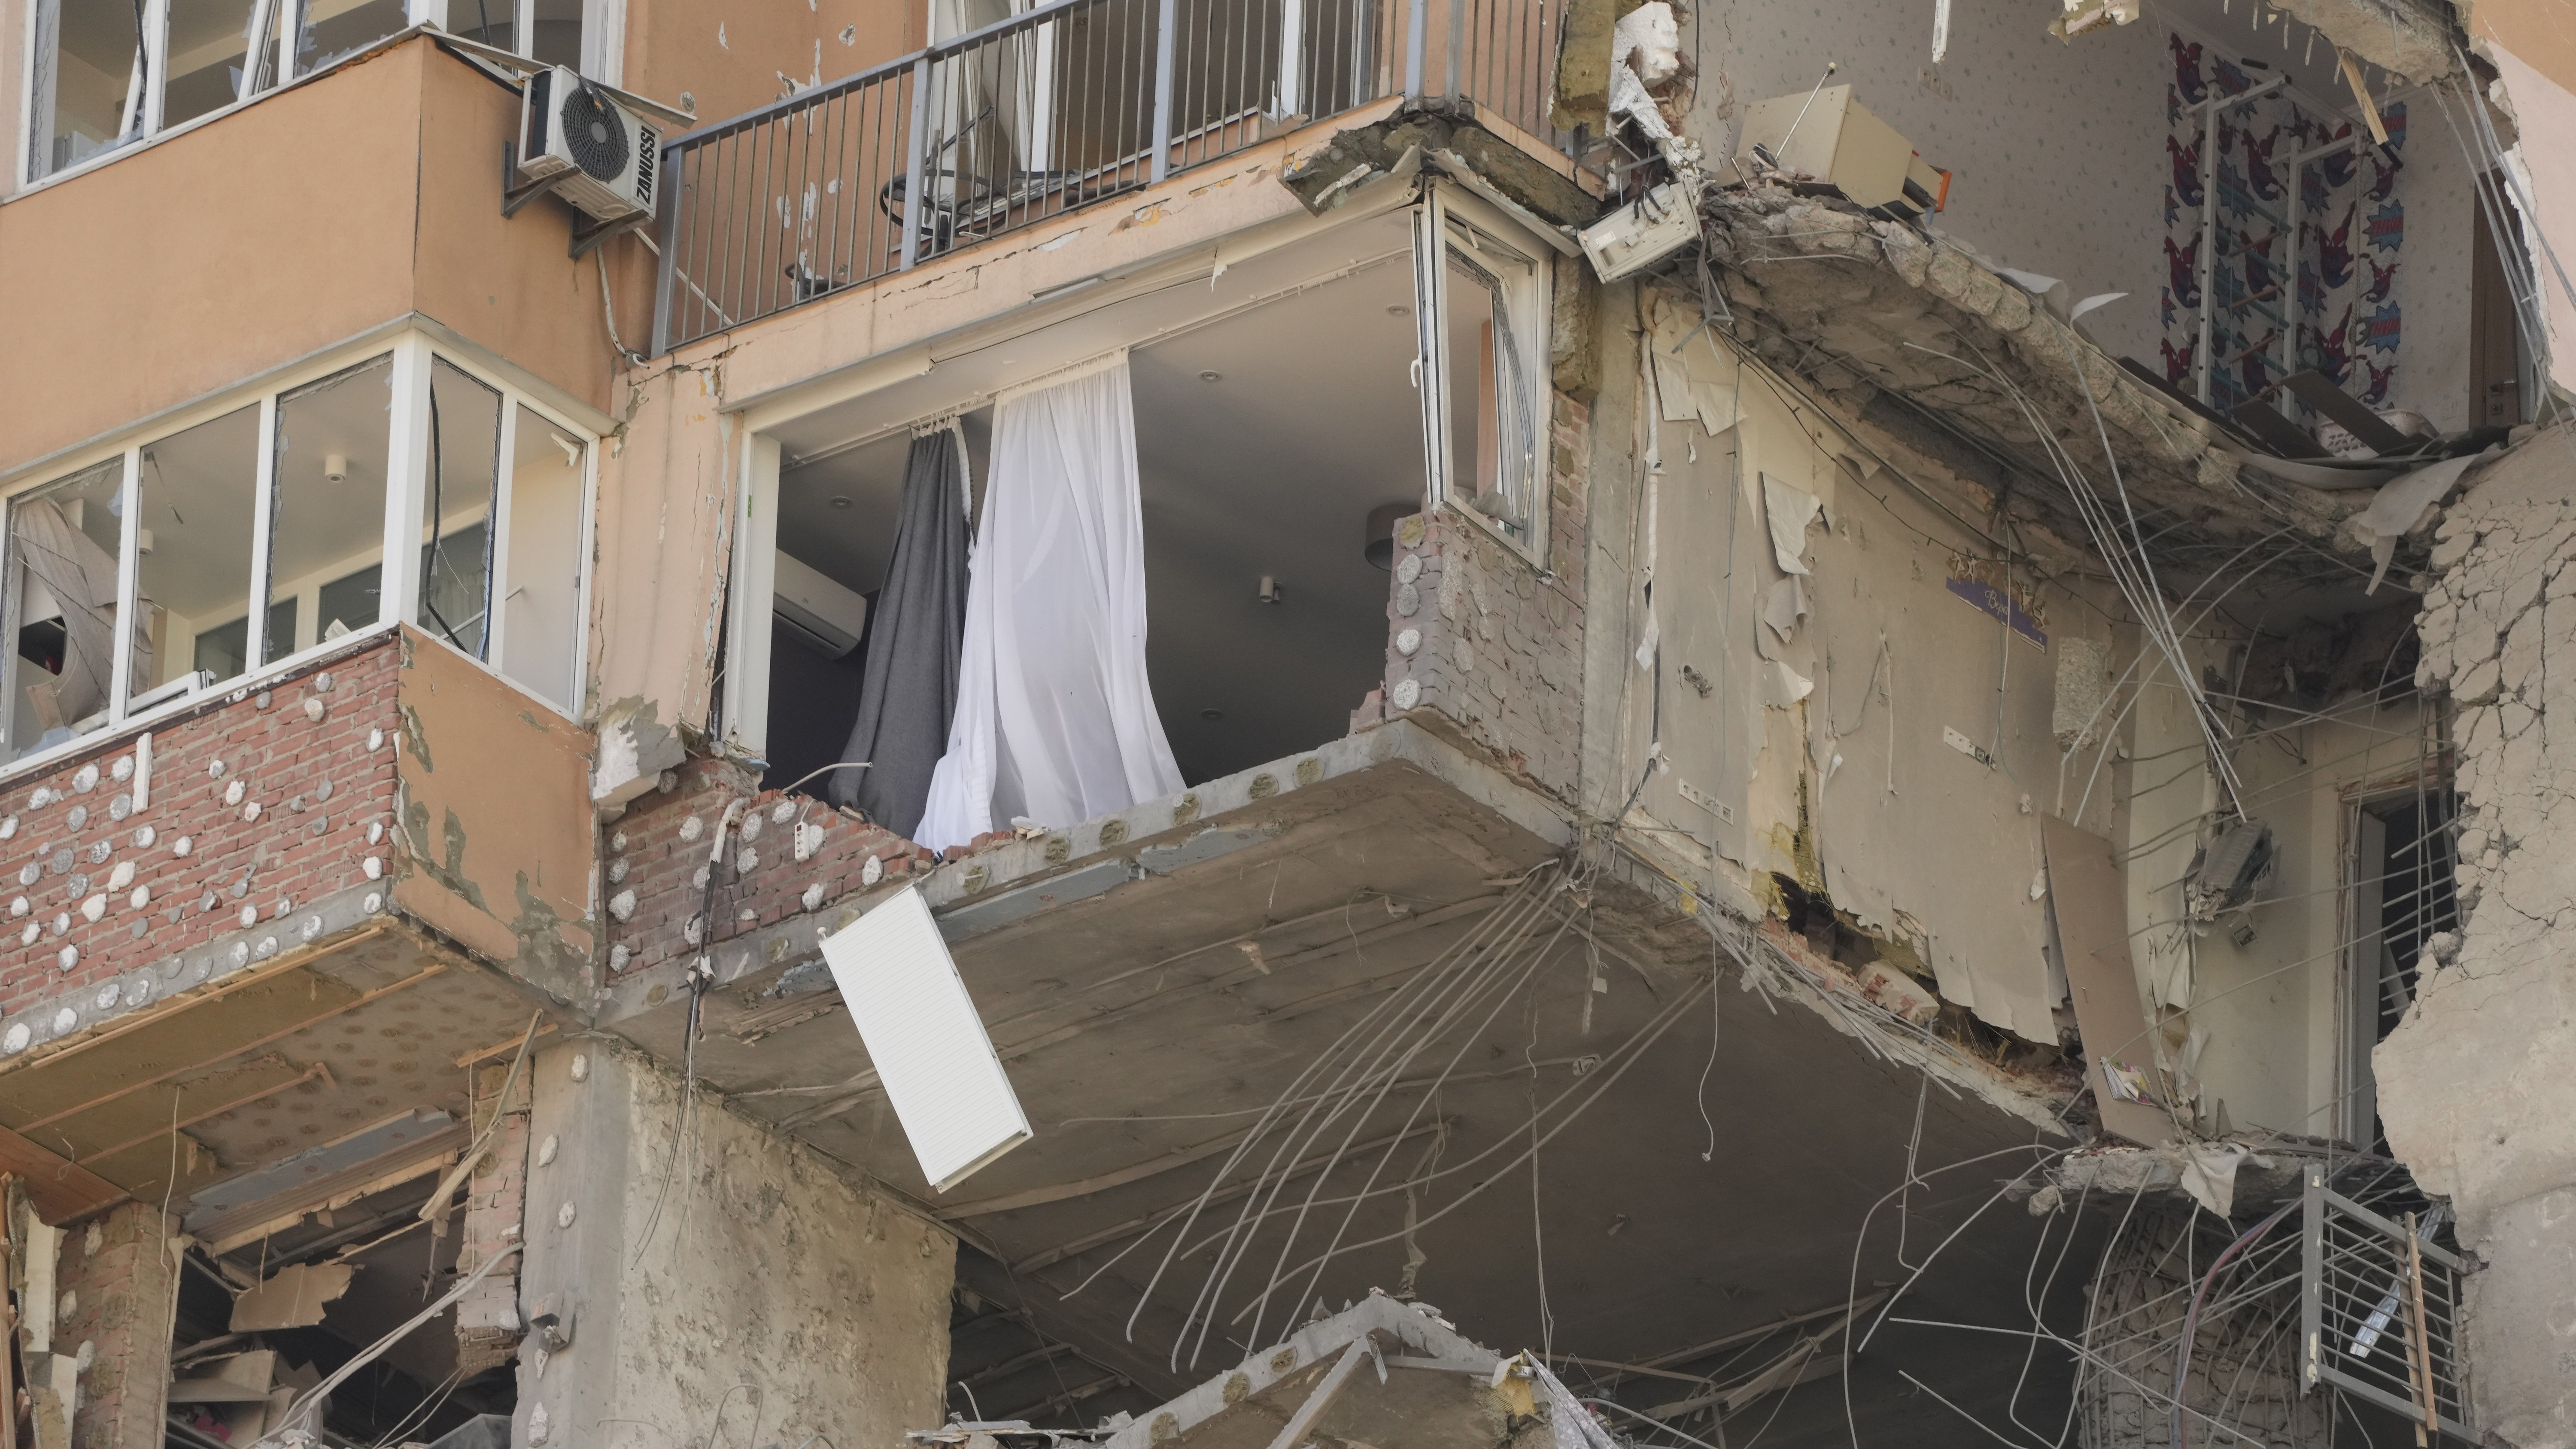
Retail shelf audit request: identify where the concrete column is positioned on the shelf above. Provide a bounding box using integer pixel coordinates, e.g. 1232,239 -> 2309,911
513,1040 -> 957,1449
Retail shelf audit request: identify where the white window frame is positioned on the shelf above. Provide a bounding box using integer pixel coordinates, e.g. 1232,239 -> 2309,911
0,331 -> 596,782
1410,180 -> 1553,568
14,0 -> 624,191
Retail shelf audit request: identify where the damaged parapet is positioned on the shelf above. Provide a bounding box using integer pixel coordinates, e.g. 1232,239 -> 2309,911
912,1294 -> 1602,1449
1691,186 -> 2408,569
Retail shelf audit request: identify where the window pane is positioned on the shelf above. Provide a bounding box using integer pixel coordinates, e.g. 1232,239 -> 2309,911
419,360 -> 501,659
1443,241 -> 1536,541
163,0 -> 281,130
3,459 -> 130,763
530,0 -> 581,68
501,406 -> 585,712
27,0 -> 143,180
270,355 -> 393,659
447,0 -> 510,48
135,405 -> 259,703
293,0 -> 408,77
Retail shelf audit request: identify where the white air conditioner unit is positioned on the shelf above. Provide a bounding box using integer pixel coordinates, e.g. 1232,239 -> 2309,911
518,65 -> 659,222
773,552 -> 870,659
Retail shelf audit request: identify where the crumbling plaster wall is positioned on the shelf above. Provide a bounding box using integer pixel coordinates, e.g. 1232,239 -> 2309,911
1683,0 -> 2169,363
2376,428 -> 2576,1449
2126,643 -> 2439,1142
1594,291 -> 2120,1042
514,1040 -> 956,1449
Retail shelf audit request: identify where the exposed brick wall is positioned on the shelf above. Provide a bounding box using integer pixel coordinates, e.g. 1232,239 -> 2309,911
600,758 -> 941,977
1375,389 -> 1592,802
454,1059 -> 531,1372
0,636 -> 401,1038
56,1199 -> 179,1449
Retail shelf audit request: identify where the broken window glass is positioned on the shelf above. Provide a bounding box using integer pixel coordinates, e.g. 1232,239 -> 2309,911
162,0 -> 283,131
292,0 -> 409,78
134,405 -> 260,703
419,360 -> 501,660
2,459 -> 131,763
1440,216 -> 1541,544
268,354 -> 393,660
500,405 -> 585,712
25,0 -> 146,181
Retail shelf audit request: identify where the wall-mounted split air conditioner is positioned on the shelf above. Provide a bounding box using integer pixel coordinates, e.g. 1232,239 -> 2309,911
772,553 -> 870,659
517,65 -> 659,222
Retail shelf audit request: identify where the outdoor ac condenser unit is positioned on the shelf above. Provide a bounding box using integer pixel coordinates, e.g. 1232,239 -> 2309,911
518,65 -> 659,222
772,552 -> 870,659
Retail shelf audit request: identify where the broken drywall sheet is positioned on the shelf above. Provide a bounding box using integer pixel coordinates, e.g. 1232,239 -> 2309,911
1648,290 -> 1742,436
2345,450 -> 2489,592
1763,575 -> 1809,643
1765,659 -> 1814,708
229,1262 -> 355,1332
1763,474 -> 1822,575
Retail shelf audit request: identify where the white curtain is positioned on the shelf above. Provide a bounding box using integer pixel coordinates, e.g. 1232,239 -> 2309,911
914,353 -> 1184,852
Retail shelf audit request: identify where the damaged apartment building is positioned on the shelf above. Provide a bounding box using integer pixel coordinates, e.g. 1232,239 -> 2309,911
6,0 -> 2576,1443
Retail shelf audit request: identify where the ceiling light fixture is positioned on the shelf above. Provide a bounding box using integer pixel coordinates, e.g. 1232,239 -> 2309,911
830,496 -> 854,509
1198,370 -> 1222,383
1200,708 -> 1224,721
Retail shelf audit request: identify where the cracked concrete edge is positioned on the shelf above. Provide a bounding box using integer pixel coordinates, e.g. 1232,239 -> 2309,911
587,718 -> 1580,1025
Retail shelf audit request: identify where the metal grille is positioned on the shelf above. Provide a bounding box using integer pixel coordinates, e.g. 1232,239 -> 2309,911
651,0 -> 1577,352
2302,1167 -> 2473,1440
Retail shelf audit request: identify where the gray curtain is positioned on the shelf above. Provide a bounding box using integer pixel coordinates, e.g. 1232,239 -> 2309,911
830,428 -> 970,838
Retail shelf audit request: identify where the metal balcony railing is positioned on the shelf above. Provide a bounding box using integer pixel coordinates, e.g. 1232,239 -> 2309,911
650,0 -> 1574,352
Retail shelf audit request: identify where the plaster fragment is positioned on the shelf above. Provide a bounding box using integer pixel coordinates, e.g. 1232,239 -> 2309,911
801,883 -> 825,911
2,1023 -> 25,1053
49,913 -> 67,936
18,922 -> 35,944
79,895 -> 103,923
15,866 -> 32,888
131,826 -> 153,848
52,1007 -> 74,1032
238,904 -> 257,928
680,816 -> 705,842
84,842 -> 105,865
224,779 -> 245,806
71,764 -> 96,794
65,806 -> 85,830
106,862 -> 132,891
529,1402 -> 551,1445
683,914 -> 705,945
0,816 -> 15,840
56,947 -> 74,972
608,889 -> 637,922
570,1053 -> 589,1082
538,1134 -> 559,1166
608,859 -> 628,884
368,729 -> 385,751
172,835 -> 192,857
363,892 -> 382,913
301,916 -> 323,941
366,822 -> 383,845
27,788 -> 49,807
738,847 -> 759,873
741,813 -> 763,843
771,801 -> 795,823
129,887 -> 148,910
611,831 -> 627,851
110,755 -> 131,782
254,936 -> 276,959
610,944 -> 632,971
5,898 -> 18,918
94,983 -> 118,1010
363,857 -> 383,880
303,698 -> 326,722
862,855 -> 884,886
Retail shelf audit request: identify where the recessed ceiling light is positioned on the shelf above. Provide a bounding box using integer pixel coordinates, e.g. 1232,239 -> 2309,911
1199,370 -> 1222,383
830,496 -> 854,509
1386,304 -> 1411,316
1200,708 -> 1224,721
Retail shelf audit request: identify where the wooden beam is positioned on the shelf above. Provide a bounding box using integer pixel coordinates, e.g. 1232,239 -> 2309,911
0,1124 -> 124,1224
76,1064 -> 328,1166
1261,1340 -> 1367,1449
18,965 -> 446,1133
456,1020 -> 559,1068
0,920 -> 393,1078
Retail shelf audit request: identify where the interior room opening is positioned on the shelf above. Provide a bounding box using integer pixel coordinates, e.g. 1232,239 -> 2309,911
758,210 -> 1426,827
